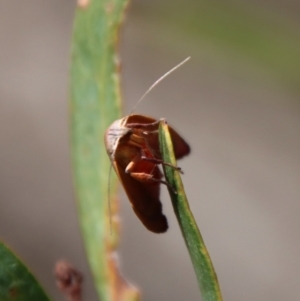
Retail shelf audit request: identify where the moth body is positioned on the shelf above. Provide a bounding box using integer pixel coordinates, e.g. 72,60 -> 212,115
105,114 -> 190,233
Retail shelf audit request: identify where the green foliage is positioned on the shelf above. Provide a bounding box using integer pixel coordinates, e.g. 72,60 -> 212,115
70,0 -> 139,300
159,120 -> 223,301
0,242 -> 50,301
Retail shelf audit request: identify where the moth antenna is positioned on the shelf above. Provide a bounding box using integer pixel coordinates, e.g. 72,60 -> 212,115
108,163 -> 113,235
130,56 -> 190,115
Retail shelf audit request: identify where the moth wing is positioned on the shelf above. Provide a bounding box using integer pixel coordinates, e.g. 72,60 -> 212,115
112,160 -> 168,233
126,114 -> 190,159
167,126 -> 190,159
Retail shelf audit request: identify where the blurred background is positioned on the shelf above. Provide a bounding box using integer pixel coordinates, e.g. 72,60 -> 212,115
1,0 -> 299,300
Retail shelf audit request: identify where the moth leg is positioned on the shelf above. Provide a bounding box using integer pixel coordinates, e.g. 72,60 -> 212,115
125,154 -> 177,193
141,130 -> 159,136
140,149 -> 183,174
126,132 -> 181,173
149,177 -> 177,194
127,133 -> 144,148
129,172 -> 177,194
126,119 -> 163,129
126,140 -> 184,174
125,154 -> 141,174
124,154 -> 161,182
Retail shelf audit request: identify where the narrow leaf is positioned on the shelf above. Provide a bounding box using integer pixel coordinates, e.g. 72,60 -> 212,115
70,0 -> 139,300
159,120 -> 223,301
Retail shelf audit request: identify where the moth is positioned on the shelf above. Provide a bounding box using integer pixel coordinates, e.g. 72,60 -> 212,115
104,58 -> 190,233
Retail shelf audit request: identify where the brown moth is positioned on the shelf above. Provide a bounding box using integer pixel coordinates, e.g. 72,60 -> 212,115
104,58 -> 190,233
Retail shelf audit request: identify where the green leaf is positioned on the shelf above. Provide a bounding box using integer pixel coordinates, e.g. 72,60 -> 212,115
70,0 -> 139,301
159,120 -> 223,301
0,242 -> 50,301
